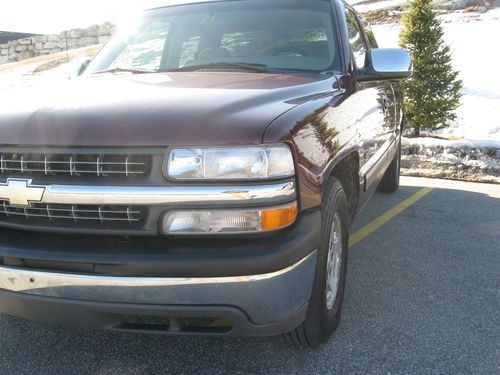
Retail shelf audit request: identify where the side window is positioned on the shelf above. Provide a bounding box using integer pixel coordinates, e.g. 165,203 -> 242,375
345,9 -> 367,69
359,15 -> 378,49
179,35 -> 201,67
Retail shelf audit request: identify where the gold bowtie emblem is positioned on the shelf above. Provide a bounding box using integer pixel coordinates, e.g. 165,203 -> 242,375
0,179 -> 46,207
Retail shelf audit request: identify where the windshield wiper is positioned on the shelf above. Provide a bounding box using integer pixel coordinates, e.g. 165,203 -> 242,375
171,62 -> 272,73
93,67 -> 156,75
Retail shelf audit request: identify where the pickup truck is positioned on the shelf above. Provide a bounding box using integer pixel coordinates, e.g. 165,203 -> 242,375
0,0 -> 411,346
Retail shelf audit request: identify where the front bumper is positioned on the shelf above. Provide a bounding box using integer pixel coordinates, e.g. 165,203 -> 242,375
0,251 -> 317,336
0,210 -> 321,278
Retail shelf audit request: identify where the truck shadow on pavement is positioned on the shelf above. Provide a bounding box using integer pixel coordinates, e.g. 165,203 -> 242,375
1,181 -> 498,375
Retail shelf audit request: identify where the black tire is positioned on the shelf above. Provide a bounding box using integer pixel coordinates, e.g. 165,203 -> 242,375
283,178 -> 349,346
377,141 -> 401,193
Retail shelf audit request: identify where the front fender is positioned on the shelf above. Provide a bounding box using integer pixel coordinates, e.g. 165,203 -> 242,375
263,87 -> 360,211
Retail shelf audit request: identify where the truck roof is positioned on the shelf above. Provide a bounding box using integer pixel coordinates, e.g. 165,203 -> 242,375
146,0 -> 336,11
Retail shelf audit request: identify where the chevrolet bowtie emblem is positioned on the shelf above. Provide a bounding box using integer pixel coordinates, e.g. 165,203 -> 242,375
0,179 -> 46,207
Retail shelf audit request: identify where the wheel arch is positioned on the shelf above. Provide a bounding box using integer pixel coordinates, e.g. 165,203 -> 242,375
324,151 -> 360,223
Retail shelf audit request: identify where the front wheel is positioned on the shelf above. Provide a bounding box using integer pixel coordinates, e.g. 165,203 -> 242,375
283,178 -> 349,346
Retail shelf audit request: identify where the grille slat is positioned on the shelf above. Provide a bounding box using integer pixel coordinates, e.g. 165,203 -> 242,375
0,153 -> 149,177
0,201 -> 145,225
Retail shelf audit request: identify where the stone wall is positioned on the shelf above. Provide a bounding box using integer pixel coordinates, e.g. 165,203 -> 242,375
0,22 -> 115,65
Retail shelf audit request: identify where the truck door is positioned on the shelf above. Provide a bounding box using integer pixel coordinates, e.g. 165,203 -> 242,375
345,7 -> 396,194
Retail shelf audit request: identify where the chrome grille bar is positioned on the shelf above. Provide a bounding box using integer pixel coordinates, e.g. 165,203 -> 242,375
41,182 -> 296,206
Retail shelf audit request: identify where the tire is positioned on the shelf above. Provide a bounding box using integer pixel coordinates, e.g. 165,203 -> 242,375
283,178 -> 349,346
377,141 -> 401,193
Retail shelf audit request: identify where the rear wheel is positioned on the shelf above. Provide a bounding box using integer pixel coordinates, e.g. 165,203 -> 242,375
283,178 -> 349,346
377,141 -> 401,193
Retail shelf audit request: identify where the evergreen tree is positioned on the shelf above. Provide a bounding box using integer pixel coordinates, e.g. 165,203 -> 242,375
399,0 -> 462,137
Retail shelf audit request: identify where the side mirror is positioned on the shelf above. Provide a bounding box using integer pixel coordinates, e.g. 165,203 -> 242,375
358,48 -> 412,82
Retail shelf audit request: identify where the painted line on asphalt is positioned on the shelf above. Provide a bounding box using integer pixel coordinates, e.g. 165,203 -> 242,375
349,187 -> 433,247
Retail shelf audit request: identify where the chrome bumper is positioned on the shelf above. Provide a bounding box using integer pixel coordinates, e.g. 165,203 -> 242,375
0,251 -> 317,325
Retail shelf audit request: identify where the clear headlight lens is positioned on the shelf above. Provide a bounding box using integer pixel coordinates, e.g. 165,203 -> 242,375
162,202 -> 297,235
166,145 -> 294,180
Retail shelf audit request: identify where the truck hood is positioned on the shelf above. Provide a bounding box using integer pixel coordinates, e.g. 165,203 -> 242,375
0,72 -> 336,147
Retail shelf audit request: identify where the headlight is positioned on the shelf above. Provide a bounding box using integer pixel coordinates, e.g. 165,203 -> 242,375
162,202 -> 297,235
166,145 -> 294,180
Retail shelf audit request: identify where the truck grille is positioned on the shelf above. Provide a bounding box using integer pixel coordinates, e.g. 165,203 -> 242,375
0,148 -> 162,234
0,153 -> 150,178
0,201 -> 146,227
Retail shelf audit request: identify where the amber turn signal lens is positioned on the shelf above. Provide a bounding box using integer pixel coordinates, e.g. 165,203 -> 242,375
163,202 -> 298,235
260,202 -> 298,231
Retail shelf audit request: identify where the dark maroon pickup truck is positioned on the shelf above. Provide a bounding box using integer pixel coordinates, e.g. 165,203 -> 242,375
0,0 -> 411,345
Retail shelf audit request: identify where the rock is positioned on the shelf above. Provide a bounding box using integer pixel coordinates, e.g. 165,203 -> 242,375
43,41 -> 58,49
70,29 -> 83,38
0,21 -> 117,65
98,36 -> 110,45
84,36 -> 99,45
453,0 -> 470,9
66,38 -> 78,48
16,50 -> 33,61
98,23 -> 110,36
85,25 -> 99,37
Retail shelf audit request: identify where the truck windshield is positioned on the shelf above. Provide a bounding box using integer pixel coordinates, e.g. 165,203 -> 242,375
85,0 -> 339,75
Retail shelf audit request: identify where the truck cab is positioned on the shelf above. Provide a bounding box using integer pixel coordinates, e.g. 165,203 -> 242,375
0,0 -> 411,345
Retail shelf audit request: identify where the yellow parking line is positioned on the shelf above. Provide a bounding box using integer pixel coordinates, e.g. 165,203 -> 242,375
349,187 -> 433,248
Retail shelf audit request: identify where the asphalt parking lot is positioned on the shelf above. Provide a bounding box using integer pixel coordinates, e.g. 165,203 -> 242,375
0,176 -> 498,375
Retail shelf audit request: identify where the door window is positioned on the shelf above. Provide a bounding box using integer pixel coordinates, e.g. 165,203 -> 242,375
345,9 -> 367,69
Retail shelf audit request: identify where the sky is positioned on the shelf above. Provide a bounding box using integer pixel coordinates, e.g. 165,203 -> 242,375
0,0 -> 177,34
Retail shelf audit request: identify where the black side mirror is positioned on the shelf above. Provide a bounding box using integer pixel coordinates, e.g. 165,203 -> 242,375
358,48 -> 412,82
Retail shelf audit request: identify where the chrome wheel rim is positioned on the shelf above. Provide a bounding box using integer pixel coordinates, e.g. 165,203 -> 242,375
326,212 -> 343,310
